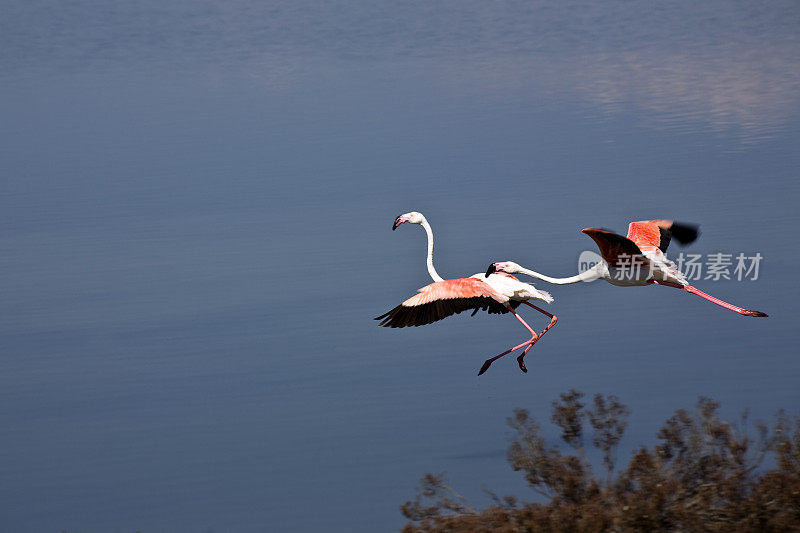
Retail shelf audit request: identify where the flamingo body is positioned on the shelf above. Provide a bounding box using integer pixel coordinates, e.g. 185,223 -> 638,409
376,273 -> 553,328
377,211 -> 558,374
582,226 -> 689,287
488,219 -> 767,317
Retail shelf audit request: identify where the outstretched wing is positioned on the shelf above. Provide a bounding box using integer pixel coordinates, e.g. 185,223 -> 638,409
627,220 -> 699,253
582,228 -> 643,267
375,277 -> 518,328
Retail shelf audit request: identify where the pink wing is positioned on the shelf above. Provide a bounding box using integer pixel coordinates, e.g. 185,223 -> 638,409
627,220 -> 700,252
626,221 -> 663,251
375,278 -> 516,328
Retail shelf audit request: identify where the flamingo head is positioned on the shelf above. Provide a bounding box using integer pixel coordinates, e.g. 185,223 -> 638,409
392,211 -> 425,230
485,261 -> 522,277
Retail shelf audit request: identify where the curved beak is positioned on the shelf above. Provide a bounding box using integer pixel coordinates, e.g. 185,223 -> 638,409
485,263 -> 498,278
392,214 -> 409,230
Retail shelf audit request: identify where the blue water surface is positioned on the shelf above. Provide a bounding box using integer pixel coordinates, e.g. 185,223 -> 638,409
1,1 -> 799,531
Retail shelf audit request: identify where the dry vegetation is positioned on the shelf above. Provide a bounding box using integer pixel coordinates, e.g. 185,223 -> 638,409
401,391 -> 800,532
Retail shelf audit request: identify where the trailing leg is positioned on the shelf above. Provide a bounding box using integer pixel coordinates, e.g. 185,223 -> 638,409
650,280 -> 767,317
478,305 -> 540,376
515,302 -> 558,372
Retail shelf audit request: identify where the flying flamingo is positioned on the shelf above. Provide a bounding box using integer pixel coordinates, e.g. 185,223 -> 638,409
375,211 -> 557,375
486,219 -> 767,317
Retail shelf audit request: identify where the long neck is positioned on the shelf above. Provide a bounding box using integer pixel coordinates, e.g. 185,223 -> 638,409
515,264 -> 601,285
420,219 -> 444,282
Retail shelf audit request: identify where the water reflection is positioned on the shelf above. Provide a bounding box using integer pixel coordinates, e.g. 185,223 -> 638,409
581,46 -> 800,138
2,1 -> 798,139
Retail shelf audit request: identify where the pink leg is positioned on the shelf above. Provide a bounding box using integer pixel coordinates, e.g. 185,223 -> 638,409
650,281 -> 767,317
478,305 -> 540,376
515,303 -> 558,373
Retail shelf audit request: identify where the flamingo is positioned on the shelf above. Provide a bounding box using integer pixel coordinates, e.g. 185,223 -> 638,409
486,219 -> 767,317
375,211 -> 558,375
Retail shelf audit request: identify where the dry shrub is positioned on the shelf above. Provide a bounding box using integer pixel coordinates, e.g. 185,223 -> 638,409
402,391 -> 800,532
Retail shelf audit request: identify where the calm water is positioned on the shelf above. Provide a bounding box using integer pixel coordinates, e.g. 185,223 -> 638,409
2,1 -> 799,531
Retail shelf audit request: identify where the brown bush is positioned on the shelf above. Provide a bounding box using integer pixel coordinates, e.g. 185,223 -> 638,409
401,391 -> 800,532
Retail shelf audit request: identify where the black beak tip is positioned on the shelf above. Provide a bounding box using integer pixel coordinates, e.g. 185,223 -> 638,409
485,264 -> 496,277
392,215 -> 402,231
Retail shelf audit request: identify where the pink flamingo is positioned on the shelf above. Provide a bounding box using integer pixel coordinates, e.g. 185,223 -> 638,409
486,219 -> 767,317
375,211 -> 557,375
